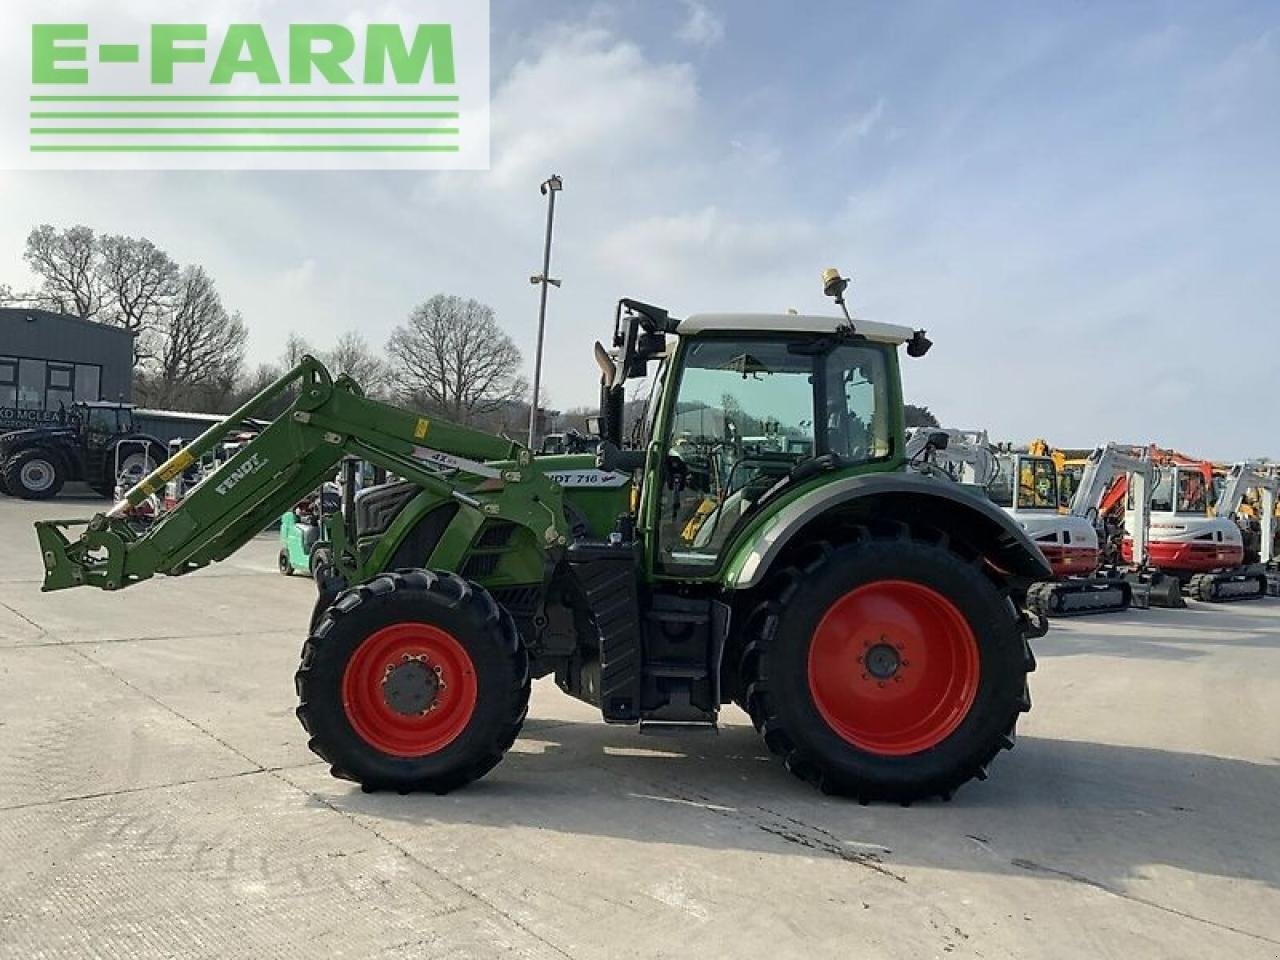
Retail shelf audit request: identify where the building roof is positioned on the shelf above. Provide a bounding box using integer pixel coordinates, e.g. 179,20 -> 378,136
0,307 -> 137,338
677,312 -> 916,345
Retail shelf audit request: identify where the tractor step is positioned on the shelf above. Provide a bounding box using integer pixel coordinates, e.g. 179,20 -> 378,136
568,540 -> 728,726
638,719 -> 719,735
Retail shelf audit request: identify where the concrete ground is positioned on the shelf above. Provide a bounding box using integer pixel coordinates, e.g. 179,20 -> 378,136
1,490 -> 1277,960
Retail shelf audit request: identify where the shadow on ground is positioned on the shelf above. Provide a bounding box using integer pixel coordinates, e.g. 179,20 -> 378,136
305,719 -> 1280,898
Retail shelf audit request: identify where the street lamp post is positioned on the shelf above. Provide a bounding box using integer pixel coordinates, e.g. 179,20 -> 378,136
528,174 -> 563,450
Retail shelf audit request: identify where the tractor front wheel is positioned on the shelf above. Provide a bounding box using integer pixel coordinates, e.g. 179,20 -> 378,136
740,534 -> 1033,802
295,570 -> 530,793
3,449 -> 65,500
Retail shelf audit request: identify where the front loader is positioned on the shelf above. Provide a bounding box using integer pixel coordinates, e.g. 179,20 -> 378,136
34,275 -> 1050,803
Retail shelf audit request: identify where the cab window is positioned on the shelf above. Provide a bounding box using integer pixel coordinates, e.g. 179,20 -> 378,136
657,336 -> 890,571
1016,458 -> 1058,510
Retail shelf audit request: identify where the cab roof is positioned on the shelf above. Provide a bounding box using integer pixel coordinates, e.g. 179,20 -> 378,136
677,312 -> 916,346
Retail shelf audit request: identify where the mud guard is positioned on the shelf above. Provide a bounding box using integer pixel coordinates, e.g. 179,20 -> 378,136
726,471 -> 1052,590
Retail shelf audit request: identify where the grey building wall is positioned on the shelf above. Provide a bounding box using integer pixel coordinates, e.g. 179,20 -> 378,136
0,309 -> 135,428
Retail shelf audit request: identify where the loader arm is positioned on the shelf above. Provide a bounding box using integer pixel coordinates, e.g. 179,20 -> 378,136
35,357 -> 565,592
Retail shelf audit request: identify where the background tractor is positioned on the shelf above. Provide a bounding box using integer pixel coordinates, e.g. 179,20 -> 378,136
0,401 -> 167,501
34,275 -> 1050,803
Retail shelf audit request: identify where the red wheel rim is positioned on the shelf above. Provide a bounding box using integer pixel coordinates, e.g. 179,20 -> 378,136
807,580 -> 979,756
342,622 -> 478,757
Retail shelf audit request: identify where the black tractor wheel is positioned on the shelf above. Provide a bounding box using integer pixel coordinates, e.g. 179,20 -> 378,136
295,570 -> 530,794
3,449 -> 65,500
278,549 -> 294,576
739,533 -> 1033,803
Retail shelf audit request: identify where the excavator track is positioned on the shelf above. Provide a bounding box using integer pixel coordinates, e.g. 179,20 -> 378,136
1027,577 -> 1131,618
1186,569 -> 1269,603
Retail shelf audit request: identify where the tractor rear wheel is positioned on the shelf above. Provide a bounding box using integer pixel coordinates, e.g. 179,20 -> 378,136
295,570 -> 530,793
4,449 -> 65,500
278,549 -> 294,576
740,534 -> 1033,802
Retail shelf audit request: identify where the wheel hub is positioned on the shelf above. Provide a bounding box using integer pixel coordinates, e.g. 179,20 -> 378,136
381,656 -> 443,716
342,622 -> 479,758
863,640 -> 901,680
20,460 -> 54,491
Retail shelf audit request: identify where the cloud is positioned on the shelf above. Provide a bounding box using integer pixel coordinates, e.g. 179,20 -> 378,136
487,27 -> 700,191
838,97 -> 886,143
676,1 -> 725,48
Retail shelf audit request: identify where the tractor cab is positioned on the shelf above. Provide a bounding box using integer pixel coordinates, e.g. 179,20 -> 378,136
76,401 -> 136,443
594,299 -> 914,578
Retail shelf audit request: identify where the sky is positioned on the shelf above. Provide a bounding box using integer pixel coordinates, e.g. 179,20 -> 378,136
1,1 -> 1277,459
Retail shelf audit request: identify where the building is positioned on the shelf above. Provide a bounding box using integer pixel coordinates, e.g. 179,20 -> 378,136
0,308 -> 135,432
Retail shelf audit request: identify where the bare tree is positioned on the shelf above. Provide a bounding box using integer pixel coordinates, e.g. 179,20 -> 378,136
20,224 -> 103,318
281,331 -> 314,368
387,295 -> 526,423
141,266 -> 247,409
97,235 -> 179,360
324,330 -> 390,397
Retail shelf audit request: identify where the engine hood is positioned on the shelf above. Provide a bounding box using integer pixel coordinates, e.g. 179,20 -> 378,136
0,427 -> 76,450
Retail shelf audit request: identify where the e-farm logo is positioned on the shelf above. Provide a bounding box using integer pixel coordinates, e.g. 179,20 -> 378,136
0,1 -> 489,170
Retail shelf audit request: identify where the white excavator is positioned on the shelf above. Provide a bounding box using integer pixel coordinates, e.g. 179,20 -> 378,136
1116,456 -> 1272,602
1053,443 -> 1184,610
908,431 -> 1134,615
1206,462 -> 1279,597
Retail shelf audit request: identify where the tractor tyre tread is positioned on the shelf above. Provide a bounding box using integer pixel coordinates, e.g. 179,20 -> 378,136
294,569 -> 530,794
3,448 -> 65,500
738,530 -> 1032,803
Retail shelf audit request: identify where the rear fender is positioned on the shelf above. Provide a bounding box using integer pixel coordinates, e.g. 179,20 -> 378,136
725,472 -> 1051,590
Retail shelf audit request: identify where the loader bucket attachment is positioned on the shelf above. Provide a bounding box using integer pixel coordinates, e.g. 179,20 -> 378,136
35,515 -> 138,592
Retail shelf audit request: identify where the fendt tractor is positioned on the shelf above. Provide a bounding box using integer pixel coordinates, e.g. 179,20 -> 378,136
33,273 -> 1050,803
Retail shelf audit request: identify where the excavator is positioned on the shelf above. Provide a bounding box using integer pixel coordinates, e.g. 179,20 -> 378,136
910,432 -> 1132,615
1211,461 -> 1279,596
1114,447 -> 1266,602
28,277 -> 1051,803
1051,443 -> 1184,610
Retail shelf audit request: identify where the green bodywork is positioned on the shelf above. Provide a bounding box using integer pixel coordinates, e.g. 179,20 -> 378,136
31,312 -> 1048,729
33,331 -> 906,598
35,358 -> 583,594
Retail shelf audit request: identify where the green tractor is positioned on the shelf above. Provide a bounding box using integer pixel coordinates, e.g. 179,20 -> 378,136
34,276 -> 1049,802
